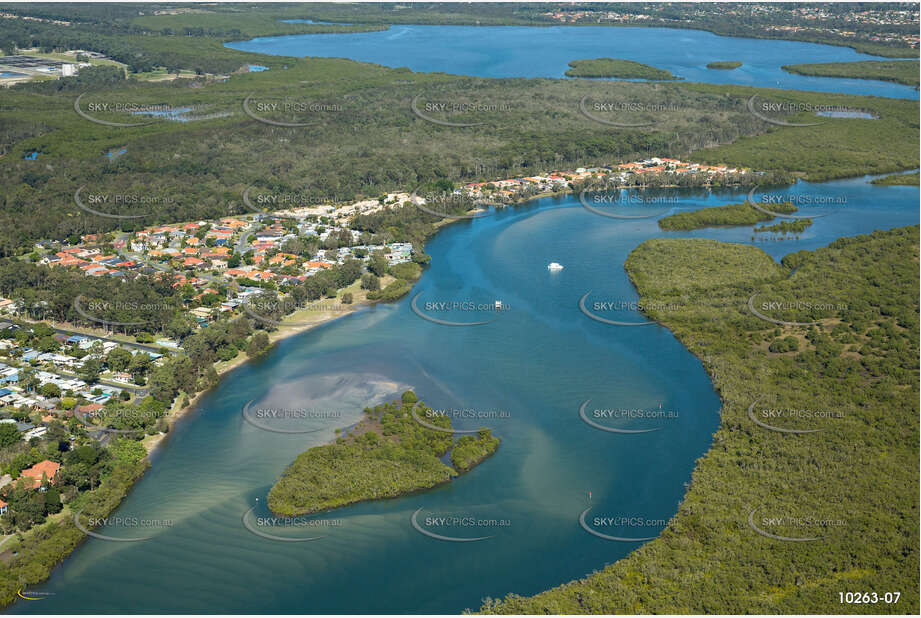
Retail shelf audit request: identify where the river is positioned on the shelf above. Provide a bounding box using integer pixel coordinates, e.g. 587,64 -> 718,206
13,172 -> 919,614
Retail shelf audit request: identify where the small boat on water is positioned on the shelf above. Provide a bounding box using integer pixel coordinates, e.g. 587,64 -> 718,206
547,262 -> 564,271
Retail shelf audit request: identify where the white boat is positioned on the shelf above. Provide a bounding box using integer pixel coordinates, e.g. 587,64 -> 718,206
547,262 -> 564,271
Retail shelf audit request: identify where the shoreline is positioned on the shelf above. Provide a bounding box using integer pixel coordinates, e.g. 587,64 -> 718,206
266,399 -> 501,519
224,18 -> 916,61
4,170 -> 910,609
141,282 -> 382,457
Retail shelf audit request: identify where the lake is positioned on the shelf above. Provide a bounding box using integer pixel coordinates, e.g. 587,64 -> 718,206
13,173 -> 919,614
226,24 -> 919,99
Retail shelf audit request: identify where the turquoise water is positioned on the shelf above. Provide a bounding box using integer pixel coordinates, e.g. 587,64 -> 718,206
13,175 -> 919,614
225,24 -> 919,99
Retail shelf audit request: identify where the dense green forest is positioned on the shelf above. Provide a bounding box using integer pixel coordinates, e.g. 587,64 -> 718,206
0,3 -> 915,257
658,201 -> 797,230
782,60 -> 920,87
0,5 -> 917,612
871,171 -> 920,186
0,60 -> 917,255
565,58 -> 682,80
482,225 -> 919,614
686,84 -> 918,183
268,391 -> 499,516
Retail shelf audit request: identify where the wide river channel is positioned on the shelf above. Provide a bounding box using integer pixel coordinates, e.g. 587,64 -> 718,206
13,24 -> 920,614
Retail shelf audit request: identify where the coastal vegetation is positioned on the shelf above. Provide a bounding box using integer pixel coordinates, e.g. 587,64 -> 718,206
267,392 -> 499,516
0,456 -> 148,607
565,58 -> 681,80
482,225 -> 919,614
1,61 -> 809,257
782,60 -> 920,87
450,430 -> 500,473
706,61 -> 742,70
0,304 -> 277,606
2,64 -> 916,256
0,5 -> 917,612
871,171 -> 920,186
658,201 -> 797,231
754,218 -> 813,235
686,84 -> 919,183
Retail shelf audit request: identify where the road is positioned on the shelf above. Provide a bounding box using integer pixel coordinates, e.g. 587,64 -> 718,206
49,326 -> 172,355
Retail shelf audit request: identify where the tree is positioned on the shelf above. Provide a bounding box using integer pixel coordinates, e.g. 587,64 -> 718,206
107,347 -> 132,372
19,368 -> 39,392
44,486 -> 62,514
368,252 -> 388,277
109,438 -> 147,466
79,358 -> 102,383
40,382 -> 61,398
149,364 -> 178,404
128,352 -> 152,377
361,273 -> 380,291
36,335 -> 59,352
247,331 -> 270,358
0,422 -> 19,448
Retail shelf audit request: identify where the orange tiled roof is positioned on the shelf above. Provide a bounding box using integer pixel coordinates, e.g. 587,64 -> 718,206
20,460 -> 61,484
